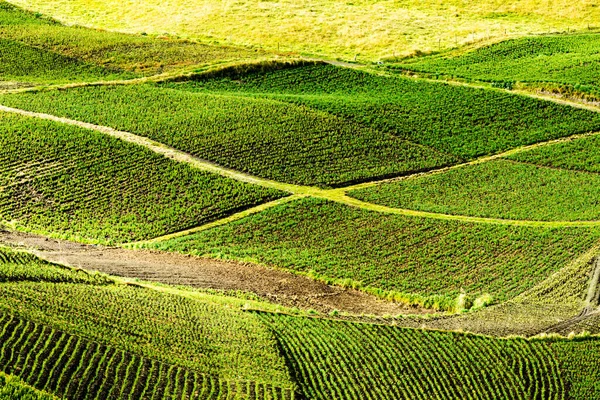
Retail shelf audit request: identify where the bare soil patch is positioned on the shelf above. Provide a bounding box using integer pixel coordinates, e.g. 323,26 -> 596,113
0,229 -> 427,316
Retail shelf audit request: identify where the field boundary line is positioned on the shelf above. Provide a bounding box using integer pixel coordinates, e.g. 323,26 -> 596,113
3,104 -> 600,231
130,195 -> 307,246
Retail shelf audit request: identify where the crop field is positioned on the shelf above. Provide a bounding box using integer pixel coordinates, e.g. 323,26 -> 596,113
4,1 -> 600,398
507,134 -> 600,173
0,84 -> 455,187
349,159 -> 600,221
0,112 -> 284,243
0,371 -> 56,399
259,312 -> 600,400
0,1 -> 265,81
396,33 -> 600,94
165,63 -> 600,159
146,197 -> 600,310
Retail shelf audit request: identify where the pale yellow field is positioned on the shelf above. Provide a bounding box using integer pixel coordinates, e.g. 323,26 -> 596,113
7,0 -> 600,60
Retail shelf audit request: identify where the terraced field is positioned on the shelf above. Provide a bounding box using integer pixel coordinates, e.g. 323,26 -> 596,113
0,112 -> 283,243
395,33 -> 600,97
164,63 -> 600,159
3,1 -> 600,398
259,312 -> 600,400
146,197 -> 600,311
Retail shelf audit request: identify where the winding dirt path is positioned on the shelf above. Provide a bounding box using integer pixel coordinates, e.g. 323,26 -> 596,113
2,104 -> 600,234
0,229 -> 427,316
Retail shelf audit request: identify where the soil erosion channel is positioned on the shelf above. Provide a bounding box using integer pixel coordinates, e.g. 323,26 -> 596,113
0,229 -> 425,316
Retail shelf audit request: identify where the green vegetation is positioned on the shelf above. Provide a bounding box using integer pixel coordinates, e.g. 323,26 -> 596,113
0,1 -> 265,82
349,160 -> 600,221
507,134 -> 600,174
0,85 -> 454,187
259,312 -> 600,400
166,63 -> 600,159
0,112 -> 284,243
0,246 -> 297,398
0,38 -> 130,84
7,0 -> 600,59
396,34 -> 600,96
0,371 -> 56,400
145,197 -> 600,310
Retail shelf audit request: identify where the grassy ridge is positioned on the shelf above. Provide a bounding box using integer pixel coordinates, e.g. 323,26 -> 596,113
349,160 -> 600,221
0,1 -> 265,80
0,85 -> 454,187
259,312 -> 600,400
6,0 -> 600,59
0,112 -> 284,243
396,34 -> 600,94
507,134 -> 600,174
146,197 -> 600,309
167,64 -> 600,159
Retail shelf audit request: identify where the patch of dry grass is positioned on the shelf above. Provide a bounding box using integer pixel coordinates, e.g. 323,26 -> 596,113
6,0 -> 600,60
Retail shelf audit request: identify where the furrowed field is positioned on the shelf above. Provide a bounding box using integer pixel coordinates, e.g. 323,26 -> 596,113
0,112 -> 284,243
145,197 -> 600,310
349,159 -> 600,221
0,84 -> 454,187
259,312 -> 600,400
3,1 -> 600,398
395,33 -> 600,97
165,63 -> 600,159
0,247 -> 297,399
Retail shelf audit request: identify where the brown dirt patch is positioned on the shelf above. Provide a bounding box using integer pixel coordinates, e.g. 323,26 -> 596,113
0,229 -> 428,316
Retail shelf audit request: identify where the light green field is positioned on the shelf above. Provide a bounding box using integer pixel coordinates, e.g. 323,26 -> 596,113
6,0 -> 600,60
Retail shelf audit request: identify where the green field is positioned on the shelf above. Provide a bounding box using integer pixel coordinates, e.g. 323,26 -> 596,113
0,1 -> 266,83
349,159 -> 600,221
0,112 -> 284,243
0,84 -> 455,187
259,312 -> 600,400
3,0 -> 600,398
166,63 -> 600,159
396,33 -> 600,96
507,134 -> 600,173
145,197 -> 600,310
0,371 -> 57,400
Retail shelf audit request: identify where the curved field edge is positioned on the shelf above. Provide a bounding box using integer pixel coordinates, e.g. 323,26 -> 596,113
257,311 -> 600,400
0,246 -> 298,394
143,197 -> 600,312
0,371 -> 57,399
348,159 -> 600,222
0,111 -> 286,244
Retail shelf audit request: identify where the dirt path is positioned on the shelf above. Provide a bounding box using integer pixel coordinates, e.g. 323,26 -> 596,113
0,229 -> 426,316
543,256 -> 600,333
2,104 -> 600,231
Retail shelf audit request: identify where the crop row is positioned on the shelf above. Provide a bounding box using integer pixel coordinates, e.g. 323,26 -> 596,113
395,34 -> 600,90
507,134 -> 600,174
0,246 -> 294,388
0,371 -> 56,400
349,159 -> 600,221
258,312 -> 566,400
0,112 -> 284,243
165,63 -> 600,159
0,1 -> 261,77
0,84 -> 453,187
0,312 -> 294,399
148,197 -> 600,309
